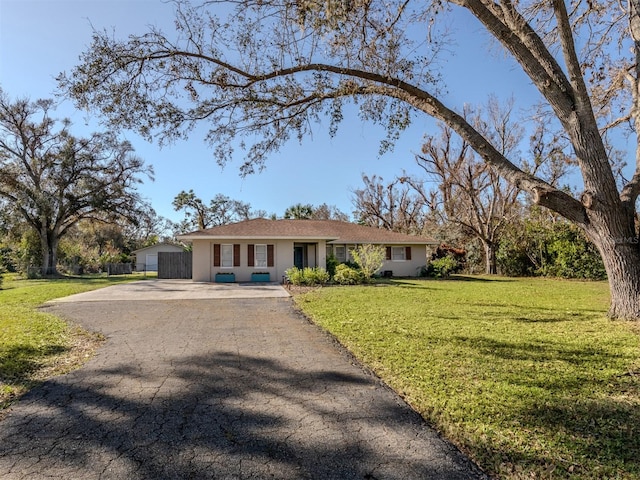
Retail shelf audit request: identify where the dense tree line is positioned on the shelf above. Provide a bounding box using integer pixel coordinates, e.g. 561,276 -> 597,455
0,90 -> 156,275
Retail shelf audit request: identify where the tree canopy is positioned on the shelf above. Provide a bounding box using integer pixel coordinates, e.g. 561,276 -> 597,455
0,89 -> 152,274
172,190 -> 263,231
59,0 -> 640,319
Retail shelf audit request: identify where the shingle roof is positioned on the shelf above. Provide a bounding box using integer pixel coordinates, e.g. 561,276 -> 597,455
177,219 -> 438,245
131,243 -> 185,254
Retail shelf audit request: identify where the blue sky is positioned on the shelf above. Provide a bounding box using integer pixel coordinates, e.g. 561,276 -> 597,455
1,0 -> 537,223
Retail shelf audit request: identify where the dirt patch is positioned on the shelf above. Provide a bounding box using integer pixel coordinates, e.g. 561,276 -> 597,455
0,325 -> 104,420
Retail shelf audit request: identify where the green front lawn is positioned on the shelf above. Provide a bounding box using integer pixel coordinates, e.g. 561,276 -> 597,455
0,273 -> 152,409
295,277 -> 640,479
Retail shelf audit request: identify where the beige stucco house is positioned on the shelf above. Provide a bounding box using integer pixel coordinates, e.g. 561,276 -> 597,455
177,218 -> 438,283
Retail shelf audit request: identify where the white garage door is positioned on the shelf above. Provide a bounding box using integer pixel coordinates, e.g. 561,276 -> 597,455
146,254 -> 158,271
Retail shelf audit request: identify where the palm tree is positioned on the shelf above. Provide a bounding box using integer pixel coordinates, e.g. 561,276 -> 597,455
284,204 -> 314,219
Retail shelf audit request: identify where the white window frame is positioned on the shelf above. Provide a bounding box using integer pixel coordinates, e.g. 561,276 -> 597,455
255,244 -> 268,268
221,244 -> 234,268
334,245 -> 346,263
391,246 -> 406,261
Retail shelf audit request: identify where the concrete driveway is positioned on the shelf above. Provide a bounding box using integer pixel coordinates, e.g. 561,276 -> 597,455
50,279 -> 291,302
0,281 -> 488,479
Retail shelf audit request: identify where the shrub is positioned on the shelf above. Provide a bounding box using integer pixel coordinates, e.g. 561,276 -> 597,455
285,266 -> 330,285
303,267 -> 330,285
326,254 -> 339,278
349,244 -> 386,281
497,218 -> 606,280
333,264 -> 364,285
285,267 -> 305,285
426,257 -> 459,278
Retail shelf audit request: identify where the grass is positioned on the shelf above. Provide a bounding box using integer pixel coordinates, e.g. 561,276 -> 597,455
294,276 -> 640,479
0,272 -> 153,410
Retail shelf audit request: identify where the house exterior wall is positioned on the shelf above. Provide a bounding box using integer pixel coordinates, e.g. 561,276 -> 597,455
327,244 -> 428,277
192,240 -> 212,281
189,240 -> 428,282
191,239 -> 316,283
381,245 -> 428,276
275,241 -> 294,283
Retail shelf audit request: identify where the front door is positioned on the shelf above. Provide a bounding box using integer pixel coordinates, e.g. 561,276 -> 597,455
293,245 -> 305,269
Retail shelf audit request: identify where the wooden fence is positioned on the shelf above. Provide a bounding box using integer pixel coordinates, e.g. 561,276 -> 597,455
105,263 -> 133,275
158,251 -> 192,279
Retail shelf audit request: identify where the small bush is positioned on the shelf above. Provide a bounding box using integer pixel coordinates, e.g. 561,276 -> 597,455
426,257 -> 459,278
304,267 -> 330,285
349,244 -> 386,281
285,267 -> 304,285
285,266 -> 330,285
333,264 -> 364,285
326,254 -> 339,278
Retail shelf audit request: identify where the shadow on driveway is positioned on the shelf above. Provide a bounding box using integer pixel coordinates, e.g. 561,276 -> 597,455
0,298 -> 487,480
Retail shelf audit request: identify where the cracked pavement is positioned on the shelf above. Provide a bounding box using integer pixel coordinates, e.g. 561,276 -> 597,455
0,293 -> 489,479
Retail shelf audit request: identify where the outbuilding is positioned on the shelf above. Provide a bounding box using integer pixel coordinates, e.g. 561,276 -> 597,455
131,243 -> 185,272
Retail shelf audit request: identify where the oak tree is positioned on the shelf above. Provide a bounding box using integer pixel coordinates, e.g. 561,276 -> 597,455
173,189 -> 259,231
0,90 -> 151,275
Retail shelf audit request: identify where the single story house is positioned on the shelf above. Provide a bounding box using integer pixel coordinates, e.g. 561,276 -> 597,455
177,218 -> 438,283
131,243 -> 185,272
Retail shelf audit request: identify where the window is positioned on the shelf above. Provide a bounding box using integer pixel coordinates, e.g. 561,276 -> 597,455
334,245 -> 346,263
391,246 -> 406,261
347,245 -> 356,262
255,244 -> 267,268
221,244 -> 233,267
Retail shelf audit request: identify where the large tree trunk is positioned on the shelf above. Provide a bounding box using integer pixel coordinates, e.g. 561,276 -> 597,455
483,241 -> 497,275
586,202 -> 640,320
596,238 -> 640,320
39,228 -> 59,276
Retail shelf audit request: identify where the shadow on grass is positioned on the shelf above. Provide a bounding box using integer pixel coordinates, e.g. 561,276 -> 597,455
452,335 -> 630,366
387,276 -> 514,287
517,397 -> 640,477
443,275 -> 515,283
450,334 -> 640,477
0,344 -> 69,380
465,302 -> 605,323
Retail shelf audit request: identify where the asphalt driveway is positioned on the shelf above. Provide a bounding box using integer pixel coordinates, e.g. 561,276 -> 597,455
0,281 -> 488,479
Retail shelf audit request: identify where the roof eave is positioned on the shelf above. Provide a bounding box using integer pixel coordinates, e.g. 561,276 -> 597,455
176,235 -> 338,241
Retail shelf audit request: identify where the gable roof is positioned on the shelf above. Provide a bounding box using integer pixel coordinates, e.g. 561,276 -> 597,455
177,219 -> 438,245
131,243 -> 185,255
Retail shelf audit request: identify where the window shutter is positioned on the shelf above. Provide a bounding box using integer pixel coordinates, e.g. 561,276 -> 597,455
405,246 -> 412,260
386,247 -> 391,260
248,244 -> 255,267
213,244 -> 221,267
267,244 -> 274,267
233,244 -> 241,266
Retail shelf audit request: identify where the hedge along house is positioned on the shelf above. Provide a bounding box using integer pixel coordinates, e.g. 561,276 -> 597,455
177,218 -> 439,283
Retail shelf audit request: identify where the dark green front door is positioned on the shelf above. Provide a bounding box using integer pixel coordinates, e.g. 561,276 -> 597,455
294,246 -> 304,269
